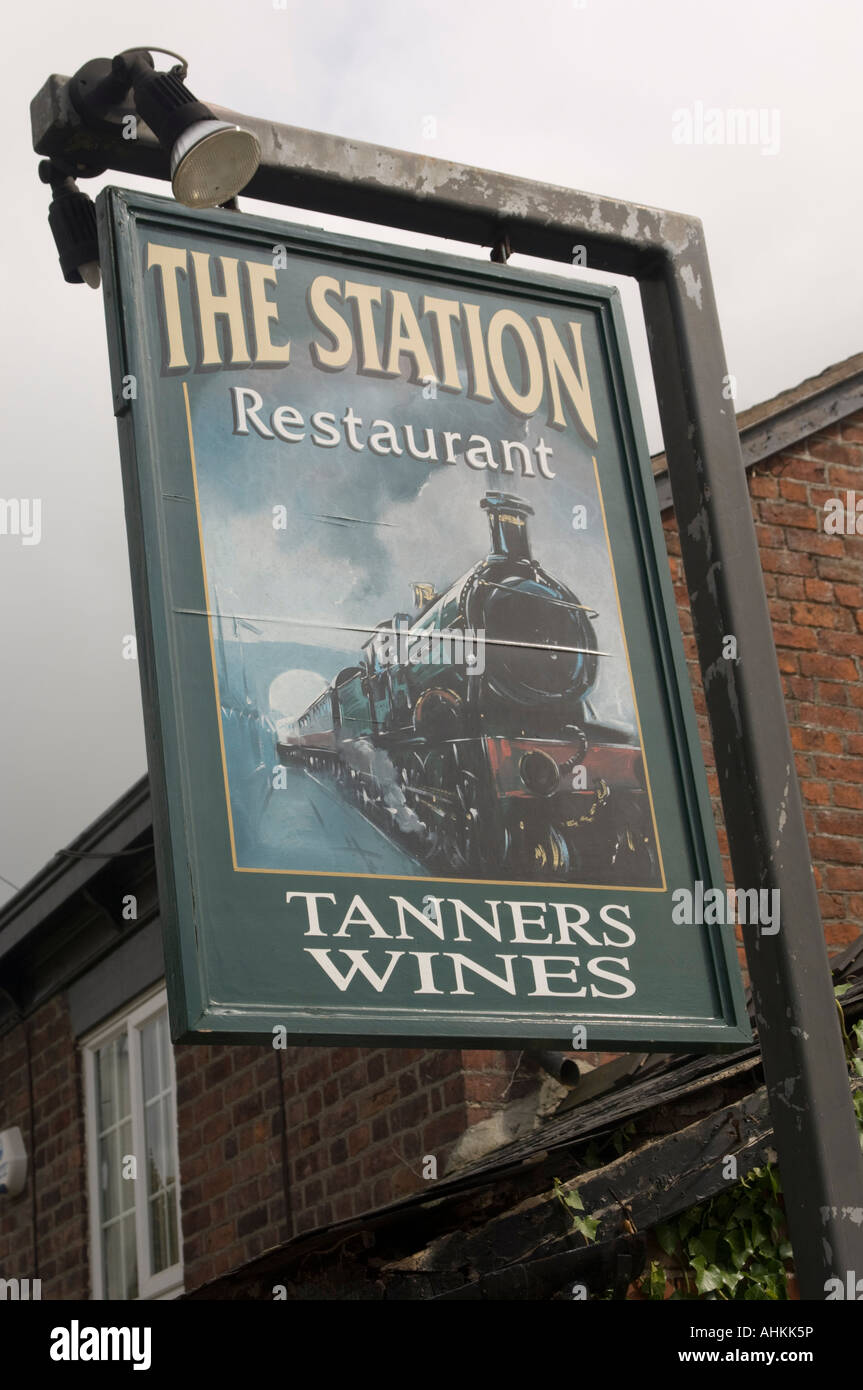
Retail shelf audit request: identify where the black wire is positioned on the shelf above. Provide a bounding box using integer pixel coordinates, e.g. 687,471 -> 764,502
275,1048 -> 294,1239
55,844 -> 154,860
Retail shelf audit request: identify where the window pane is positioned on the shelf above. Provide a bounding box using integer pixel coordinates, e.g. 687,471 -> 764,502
144,1096 -> 166,1193
145,1096 -> 180,1274
88,1001 -> 180,1298
104,1213 -> 138,1301
158,1013 -> 170,1092
100,1131 -> 120,1221
115,1033 -> 130,1118
149,1189 -> 168,1272
165,1184 -> 179,1268
141,1018 -> 160,1102
148,1183 -> 180,1274
160,1095 -> 176,1185
96,1041 -> 116,1130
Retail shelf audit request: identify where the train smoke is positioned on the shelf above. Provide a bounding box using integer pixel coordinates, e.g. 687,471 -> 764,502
339,737 -> 426,836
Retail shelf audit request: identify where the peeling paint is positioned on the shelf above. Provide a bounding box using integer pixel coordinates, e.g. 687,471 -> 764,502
680,263 -> 703,309
622,207 -> 640,240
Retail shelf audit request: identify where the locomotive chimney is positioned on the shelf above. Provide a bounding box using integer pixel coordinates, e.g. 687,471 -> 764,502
480,492 -> 534,563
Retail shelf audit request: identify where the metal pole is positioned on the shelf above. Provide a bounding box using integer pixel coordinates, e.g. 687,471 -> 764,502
31,72 -> 863,1296
640,249 -> 863,1297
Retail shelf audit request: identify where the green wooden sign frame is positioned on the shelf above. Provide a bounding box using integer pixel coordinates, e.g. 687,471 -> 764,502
97,186 -> 749,1050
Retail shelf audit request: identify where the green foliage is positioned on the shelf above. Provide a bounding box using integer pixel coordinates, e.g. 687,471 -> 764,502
638,985 -> 863,1301
651,1163 -> 792,1300
611,1122 -> 636,1156
837,987 -> 863,1148
553,1179 -> 599,1243
641,1259 -> 667,1300
571,989 -> 863,1300
581,1122 -> 637,1172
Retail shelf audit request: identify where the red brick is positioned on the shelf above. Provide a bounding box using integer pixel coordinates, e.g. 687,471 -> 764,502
816,681 -> 848,705
824,865 -> 863,891
771,624 -> 818,651
778,478 -> 809,503
776,456 -> 825,484
799,654 -> 858,681
816,809 -> 863,837
760,501 -> 817,530
818,556 -> 863,583
800,779 -> 830,806
810,835 -> 863,865
754,522 -> 786,548
807,437 -> 859,467
835,582 -> 863,608
761,547 -> 815,576
834,784 -> 863,809
814,756 -> 863,783
796,704 -> 862,731
776,576 -> 806,600
826,465 -> 863,491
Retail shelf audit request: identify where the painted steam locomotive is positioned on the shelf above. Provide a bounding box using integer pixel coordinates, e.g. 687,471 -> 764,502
277,492 -> 659,884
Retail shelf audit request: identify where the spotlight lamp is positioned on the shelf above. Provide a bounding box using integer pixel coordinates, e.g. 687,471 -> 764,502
68,47 -> 261,209
39,160 -> 101,288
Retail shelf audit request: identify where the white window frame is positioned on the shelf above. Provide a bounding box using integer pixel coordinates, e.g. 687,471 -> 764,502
83,983 -> 184,1301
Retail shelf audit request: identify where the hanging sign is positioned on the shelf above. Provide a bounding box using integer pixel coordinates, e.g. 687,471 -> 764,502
98,187 -> 749,1048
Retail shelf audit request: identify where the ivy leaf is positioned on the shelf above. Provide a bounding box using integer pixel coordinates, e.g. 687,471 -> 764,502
612,1122 -> 635,1155
676,1211 -> 696,1242
553,1181 -> 598,1242
690,1230 -> 719,1264
691,1256 -> 725,1294
560,1184 -> 585,1213
640,1260 -> 666,1300
656,1223 -> 678,1256
834,983 -> 854,998
572,1213 -> 600,1243
725,1227 -> 751,1270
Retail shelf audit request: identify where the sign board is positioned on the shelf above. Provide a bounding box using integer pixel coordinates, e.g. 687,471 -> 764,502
97,187 -> 749,1049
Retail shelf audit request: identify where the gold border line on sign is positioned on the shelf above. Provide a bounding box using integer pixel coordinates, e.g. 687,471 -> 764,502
183,383 -> 665,892
591,454 -> 666,893
184,381 -> 241,869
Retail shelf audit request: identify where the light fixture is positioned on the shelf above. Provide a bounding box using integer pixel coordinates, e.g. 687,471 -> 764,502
69,48 -> 261,210
0,1126 -> 27,1197
39,160 -> 101,287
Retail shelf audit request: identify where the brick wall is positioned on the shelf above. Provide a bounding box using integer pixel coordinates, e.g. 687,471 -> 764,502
663,408 -> 863,955
2,407 -> 861,1299
175,1041 -> 538,1289
0,997 -> 89,1299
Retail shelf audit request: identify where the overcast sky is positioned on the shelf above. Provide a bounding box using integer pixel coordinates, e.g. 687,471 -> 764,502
2,0 -> 861,903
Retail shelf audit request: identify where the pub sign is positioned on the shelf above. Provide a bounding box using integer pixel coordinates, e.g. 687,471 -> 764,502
97,188 -> 750,1048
